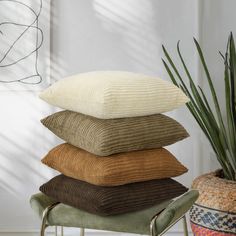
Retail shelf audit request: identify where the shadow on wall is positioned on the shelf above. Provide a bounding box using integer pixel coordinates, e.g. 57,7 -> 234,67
0,91 -> 61,198
0,1 -> 68,198
50,0 -> 69,82
93,0 -> 161,74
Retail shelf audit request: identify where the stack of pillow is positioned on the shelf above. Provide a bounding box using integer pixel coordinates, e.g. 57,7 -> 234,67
39,71 -> 189,216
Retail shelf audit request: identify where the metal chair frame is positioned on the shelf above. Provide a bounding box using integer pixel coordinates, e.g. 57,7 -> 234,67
40,202 -> 189,236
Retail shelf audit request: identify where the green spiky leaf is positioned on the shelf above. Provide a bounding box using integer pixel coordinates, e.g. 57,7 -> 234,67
162,33 -> 236,180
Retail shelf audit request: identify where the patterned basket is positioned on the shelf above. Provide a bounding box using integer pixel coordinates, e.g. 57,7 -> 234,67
190,170 -> 236,235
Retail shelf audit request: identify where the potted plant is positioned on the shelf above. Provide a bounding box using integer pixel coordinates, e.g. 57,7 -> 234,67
162,33 -> 236,236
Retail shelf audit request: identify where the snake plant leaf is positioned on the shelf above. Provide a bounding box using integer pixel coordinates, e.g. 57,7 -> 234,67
193,38 -> 227,136
225,35 -> 236,171
162,34 -> 236,180
162,59 -> 179,87
229,32 -> 236,117
177,42 -> 222,138
162,45 -> 189,93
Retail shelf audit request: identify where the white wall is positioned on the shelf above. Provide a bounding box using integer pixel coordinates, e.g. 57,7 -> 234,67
0,0 -> 235,235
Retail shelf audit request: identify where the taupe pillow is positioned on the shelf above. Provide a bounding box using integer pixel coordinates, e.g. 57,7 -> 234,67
41,111 -> 189,156
40,174 -> 188,216
42,143 -> 188,186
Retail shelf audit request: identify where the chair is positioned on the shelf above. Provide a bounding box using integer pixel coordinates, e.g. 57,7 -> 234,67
30,190 -> 198,236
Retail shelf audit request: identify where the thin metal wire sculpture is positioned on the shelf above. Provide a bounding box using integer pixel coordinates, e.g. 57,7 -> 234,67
0,0 -> 44,84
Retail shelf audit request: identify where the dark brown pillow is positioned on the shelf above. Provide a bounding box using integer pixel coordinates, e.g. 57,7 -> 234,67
41,111 -> 189,156
40,175 -> 188,216
42,143 -> 188,186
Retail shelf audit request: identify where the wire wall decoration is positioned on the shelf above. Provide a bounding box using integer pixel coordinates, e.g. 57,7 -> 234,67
0,0 -> 50,90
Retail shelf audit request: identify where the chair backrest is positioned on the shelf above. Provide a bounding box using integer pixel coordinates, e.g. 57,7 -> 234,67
151,190 -> 199,236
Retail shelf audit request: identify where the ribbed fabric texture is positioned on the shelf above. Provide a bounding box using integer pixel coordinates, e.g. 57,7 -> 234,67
40,174 -> 188,216
39,71 -> 189,119
42,143 -> 188,186
41,111 -> 189,156
39,71 -> 190,216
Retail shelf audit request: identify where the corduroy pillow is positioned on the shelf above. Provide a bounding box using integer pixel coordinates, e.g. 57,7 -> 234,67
41,111 -> 189,156
42,143 -> 188,186
40,174 -> 188,216
39,71 -> 189,119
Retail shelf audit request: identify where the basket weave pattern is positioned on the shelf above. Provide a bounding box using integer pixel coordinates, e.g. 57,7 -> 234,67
190,170 -> 236,236
192,170 -> 236,213
191,223 -> 236,236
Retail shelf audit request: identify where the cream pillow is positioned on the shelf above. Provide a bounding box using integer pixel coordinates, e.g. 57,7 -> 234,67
39,71 -> 189,119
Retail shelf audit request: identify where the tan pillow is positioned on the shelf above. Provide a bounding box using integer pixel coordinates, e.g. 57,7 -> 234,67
41,110 -> 189,156
42,143 -> 188,186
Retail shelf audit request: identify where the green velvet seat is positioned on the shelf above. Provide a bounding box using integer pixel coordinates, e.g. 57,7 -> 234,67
30,190 -> 199,236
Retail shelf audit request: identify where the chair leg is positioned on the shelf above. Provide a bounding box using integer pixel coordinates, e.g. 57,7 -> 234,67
61,226 -> 64,236
80,228 -> 85,236
40,202 -> 60,236
40,221 -> 48,236
182,215 -> 188,236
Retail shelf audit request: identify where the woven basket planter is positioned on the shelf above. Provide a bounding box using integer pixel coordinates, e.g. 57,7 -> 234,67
189,170 -> 236,235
